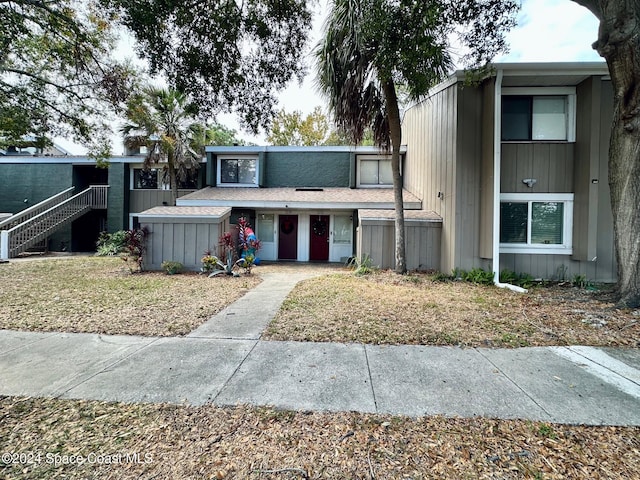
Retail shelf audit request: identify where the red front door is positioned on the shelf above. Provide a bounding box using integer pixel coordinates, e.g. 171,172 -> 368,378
278,215 -> 298,260
309,215 -> 330,261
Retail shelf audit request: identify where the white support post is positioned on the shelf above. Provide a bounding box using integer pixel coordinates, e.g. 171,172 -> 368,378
1,230 -> 9,260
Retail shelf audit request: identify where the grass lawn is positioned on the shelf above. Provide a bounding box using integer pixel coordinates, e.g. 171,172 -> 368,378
0,258 -> 638,479
265,271 -> 640,348
1,396 -> 638,479
0,256 -> 261,336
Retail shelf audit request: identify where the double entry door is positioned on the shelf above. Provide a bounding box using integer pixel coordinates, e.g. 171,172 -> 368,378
256,213 -> 330,262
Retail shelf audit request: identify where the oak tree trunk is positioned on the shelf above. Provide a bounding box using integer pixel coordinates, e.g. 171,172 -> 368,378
573,0 -> 640,307
383,79 -> 407,274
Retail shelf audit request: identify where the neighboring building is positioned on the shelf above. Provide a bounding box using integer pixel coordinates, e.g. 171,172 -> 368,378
1,62 -> 617,282
0,152 -> 206,255
137,146 -> 441,271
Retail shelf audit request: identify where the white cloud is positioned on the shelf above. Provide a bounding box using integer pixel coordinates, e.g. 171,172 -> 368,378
498,0 -> 601,62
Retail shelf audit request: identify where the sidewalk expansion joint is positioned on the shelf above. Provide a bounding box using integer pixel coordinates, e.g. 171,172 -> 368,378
53,337 -> 162,399
210,339 -> 260,405
474,348 -> 553,419
363,345 -> 378,412
0,331 -> 61,357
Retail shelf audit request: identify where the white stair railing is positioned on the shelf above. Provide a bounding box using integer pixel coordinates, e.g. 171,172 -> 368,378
0,187 -> 76,231
0,185 -> 109,259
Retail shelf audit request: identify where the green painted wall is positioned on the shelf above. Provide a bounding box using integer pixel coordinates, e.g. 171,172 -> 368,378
0,163 -> 74,251
206,151 -> 351,188
107,162 -> 129,232
0,163 -> 73,214
264,151 -> 351,187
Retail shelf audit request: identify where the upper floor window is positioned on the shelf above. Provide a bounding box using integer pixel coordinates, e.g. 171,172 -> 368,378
131,167 -> 198,190
133,168 -> 166,190
501,88 -> 576,142
217,156 -> 258,187
357,155 -> 393,188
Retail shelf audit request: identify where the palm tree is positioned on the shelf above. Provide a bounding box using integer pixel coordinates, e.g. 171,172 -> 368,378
122,87 -> 202,205
316,0 -> 518,274
316,0 -> 449,274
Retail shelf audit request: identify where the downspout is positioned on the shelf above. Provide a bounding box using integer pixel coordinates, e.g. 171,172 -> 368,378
492,68 -> 527,293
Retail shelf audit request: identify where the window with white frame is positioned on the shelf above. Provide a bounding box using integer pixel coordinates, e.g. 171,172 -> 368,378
333,215 -> 352,244
132,168 -> 168,190
500,193 -> 573,255
217,156 -> 258,186
357,155 -> 393,187
131,166 -> 198,190
501,88 -> 576,142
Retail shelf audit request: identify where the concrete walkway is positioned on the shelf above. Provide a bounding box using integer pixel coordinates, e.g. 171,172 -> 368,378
1,271 -> 639,426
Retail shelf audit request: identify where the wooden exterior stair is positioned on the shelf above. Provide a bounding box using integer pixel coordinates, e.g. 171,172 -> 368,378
0,186 -> 109,259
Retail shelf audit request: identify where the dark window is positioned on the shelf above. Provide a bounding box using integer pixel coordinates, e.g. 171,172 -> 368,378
134,169 -> 158,189
220,158 -> 256,184
177,171 -> 199,189
500,202 -> 528,243
502,97 -> 532,141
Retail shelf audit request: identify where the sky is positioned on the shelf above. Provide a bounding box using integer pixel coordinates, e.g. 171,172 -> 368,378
58,0 -> 602,153
223,0 -> 603,145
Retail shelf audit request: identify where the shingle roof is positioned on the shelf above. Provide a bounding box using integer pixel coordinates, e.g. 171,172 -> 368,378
137,206 -> 231,218
177,187 -> 422,210
358,209 -> 442,223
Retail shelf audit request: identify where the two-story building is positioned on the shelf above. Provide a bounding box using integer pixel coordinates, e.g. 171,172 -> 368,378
1,62 -> 616,283
136,146 -> 441,271
402,61 -> 614,282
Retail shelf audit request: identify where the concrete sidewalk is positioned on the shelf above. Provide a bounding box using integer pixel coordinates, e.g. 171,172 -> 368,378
1,271 -> 639,426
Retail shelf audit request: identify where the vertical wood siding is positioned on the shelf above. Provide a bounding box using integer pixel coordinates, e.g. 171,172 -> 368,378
500,253 -> 615,283
357,221 -> 442,271
400,74 -> 614,282
500,143 -> 574,193
403,81 -> 486,273
403,84 -> 457,272
479,79 -> 496,259
129,190 -> 197,213
141,220 -> 225,271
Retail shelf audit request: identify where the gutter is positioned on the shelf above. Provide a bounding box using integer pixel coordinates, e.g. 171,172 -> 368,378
492,68 -> 527,294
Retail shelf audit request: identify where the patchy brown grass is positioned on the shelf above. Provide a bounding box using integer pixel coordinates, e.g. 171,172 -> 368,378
265,271 -> 640,347
1,396 -> 638,479
0,261 -> 638,478
0,256 -> 261,337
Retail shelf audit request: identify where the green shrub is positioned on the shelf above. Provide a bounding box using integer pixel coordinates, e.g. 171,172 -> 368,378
499,269 -> 517,285
500,269 -> 535,289
347,255 -> 376,276
161,261 -> 183,275
431,271 -> 453,282
96,230 -> 127,256
516,273 -> 535,289
463,267 -> 494,285
572,274 -> 588,289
